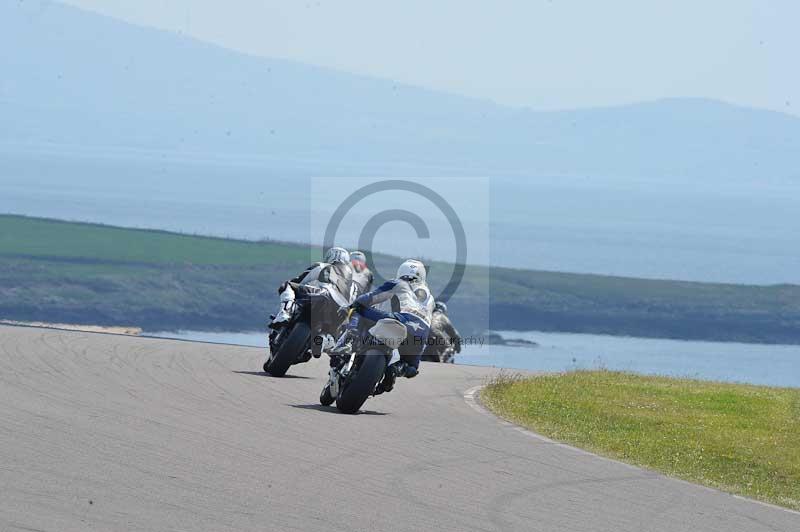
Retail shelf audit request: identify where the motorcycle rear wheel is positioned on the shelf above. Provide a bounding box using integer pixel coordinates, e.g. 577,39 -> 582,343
336,350 -> 388,414
265,322 -> 311,377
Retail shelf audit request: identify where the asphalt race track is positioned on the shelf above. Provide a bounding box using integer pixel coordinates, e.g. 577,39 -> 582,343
1,325 -> 798,531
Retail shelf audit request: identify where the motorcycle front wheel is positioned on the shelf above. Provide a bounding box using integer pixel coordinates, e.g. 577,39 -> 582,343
335,349 -> 388,414
319,384 -> 335,406
265,322 -> 311,377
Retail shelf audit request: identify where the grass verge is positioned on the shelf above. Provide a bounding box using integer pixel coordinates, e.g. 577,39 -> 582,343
481,370 -> 800,511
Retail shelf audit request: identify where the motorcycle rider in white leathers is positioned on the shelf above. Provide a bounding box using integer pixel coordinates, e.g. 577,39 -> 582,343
335,259 -> 434,391
349,250 -> 374,297
423,301 -> 462,363
269,247 -> 354,329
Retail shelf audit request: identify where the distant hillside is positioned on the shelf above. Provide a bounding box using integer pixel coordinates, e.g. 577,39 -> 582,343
3,1 -> 799,182
2,215 -> 799,343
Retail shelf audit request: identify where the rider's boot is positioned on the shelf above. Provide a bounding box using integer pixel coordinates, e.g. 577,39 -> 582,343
269,286 -> 296,329
403,365 -> 419,378
389,360 -> 418,379
374,370 -> 396,395
330,327 -> 355,356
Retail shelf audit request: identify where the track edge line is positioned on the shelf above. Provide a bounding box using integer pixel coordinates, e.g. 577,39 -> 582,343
463,385 -> 800,518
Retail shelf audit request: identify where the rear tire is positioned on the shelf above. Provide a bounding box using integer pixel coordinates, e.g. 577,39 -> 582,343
336,350 -> 388,414
265,322 -> 310,377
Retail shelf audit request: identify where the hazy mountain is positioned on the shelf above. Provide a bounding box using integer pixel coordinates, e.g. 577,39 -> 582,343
3,0 -> 800,182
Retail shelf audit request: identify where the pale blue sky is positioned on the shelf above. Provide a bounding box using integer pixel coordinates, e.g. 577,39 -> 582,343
61,0 -> 800,115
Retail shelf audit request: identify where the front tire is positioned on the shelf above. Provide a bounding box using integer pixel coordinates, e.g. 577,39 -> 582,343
319,384 -> 335,406
265,322 -> 311,377
336,350 -> 388,414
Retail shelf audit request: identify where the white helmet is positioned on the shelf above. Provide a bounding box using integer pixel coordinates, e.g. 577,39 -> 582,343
324,247 -> 350,265
396,259 -> 426,283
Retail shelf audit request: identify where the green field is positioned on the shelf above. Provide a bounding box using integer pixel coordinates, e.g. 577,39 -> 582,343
482,371 -> 800,510
0,214 -> 313,265
1,214 -> 799,340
